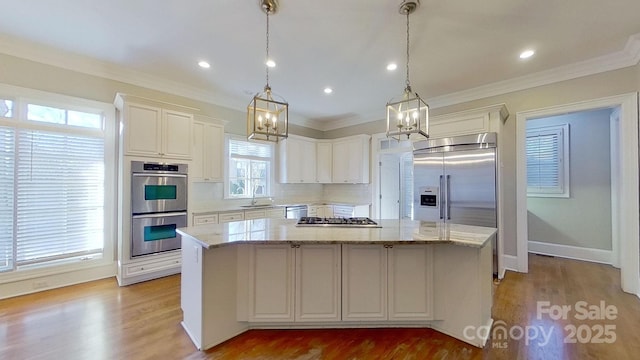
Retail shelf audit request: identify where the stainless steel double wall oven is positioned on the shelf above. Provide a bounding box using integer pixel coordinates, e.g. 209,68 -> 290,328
130,161 -> 188,257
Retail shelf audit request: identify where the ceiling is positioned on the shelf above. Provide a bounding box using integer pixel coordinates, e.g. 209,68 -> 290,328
1,0 -> 640,129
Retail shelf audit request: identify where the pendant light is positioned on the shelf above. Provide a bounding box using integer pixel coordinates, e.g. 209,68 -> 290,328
386,0 -> 429,141
247,0 -> 288,143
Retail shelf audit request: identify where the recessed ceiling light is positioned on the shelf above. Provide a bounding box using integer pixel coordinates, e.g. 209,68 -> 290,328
519,50 -> 535,59
324,87 -> 333,94
266,59 -> 276,68
198,60 -> 211,69
386,63 -> 398,71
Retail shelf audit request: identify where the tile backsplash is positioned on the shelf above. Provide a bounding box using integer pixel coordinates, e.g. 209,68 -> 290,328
190,181 -> 371,211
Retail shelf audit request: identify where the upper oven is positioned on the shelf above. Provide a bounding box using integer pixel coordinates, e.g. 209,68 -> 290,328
131,161 -> 188,214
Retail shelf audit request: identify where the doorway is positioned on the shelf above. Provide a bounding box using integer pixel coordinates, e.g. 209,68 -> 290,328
379,152 -> 413,219
515,93 -> 639,295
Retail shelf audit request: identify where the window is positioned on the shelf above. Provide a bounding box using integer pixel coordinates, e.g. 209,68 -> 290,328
526,124 -> 569,197
0,89 -> 113,273
226,137 -> 273,199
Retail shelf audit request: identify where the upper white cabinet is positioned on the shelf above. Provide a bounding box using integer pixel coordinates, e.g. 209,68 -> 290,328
428,104 -> 508,139
316,141 -> 333,183
279,135 -> 317,183
279,134 -> 370,184
192,117 -> 225,182
332,135 -> 370,184
115,94 -> 195,160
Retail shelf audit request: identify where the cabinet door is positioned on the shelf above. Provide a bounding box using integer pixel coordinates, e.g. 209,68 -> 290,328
341,244 -> 387,321
300,139 -> 317,183
295,245 -> 341,322
388,245 -> 434,321
248,245 -> 295,322
279,137 -> 316,183
125,103 -> 162,156
316,142 -> 332,183
203,123 -> 224,182
162,109 -> 193,159
244,209 -> 267,220
266,207 -> 285,219
331,140 -> 350,183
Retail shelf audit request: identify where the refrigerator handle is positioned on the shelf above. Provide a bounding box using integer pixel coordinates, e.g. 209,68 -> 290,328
446,175 -> 451,220
439,175 -> 444,219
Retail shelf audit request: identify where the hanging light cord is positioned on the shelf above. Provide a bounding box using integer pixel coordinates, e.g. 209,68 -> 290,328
405,10 -> 411,91
265,10 -> 270,90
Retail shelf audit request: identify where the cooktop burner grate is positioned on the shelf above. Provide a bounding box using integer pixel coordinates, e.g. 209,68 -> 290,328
296,217 -> 381,228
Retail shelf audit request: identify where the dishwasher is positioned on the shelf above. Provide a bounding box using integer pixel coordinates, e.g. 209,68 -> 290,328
285,205 -> 308,219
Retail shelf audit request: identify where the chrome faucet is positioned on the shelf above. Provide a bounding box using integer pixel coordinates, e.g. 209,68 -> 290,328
251,181 -> 258,205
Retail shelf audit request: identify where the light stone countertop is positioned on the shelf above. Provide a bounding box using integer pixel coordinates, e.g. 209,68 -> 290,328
177,219 -> 496,250
191,202 -> 371,215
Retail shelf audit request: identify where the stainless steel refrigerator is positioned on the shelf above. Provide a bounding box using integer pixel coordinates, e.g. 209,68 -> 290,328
412,132 -> 498,277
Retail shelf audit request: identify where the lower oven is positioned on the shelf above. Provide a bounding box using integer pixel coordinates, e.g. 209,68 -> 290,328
131,211 -> 187,257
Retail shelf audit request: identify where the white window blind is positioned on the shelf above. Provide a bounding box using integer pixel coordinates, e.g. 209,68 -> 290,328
0,126 -> 15,271
15,129 -> 104,266
526,124 -> 569,197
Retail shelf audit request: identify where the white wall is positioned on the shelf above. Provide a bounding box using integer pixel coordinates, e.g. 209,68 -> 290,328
526,109 -> 612,250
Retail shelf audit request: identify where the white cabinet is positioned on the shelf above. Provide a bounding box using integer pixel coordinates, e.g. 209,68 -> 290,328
316,141 -> 333,183
248,245 -> 295,322
248,244 -> 341,322
332,204 -> 369,218
279,136 -> 316,183
295,244 -> 341,321
332,135 -> 370,184
342,244 -> 433,321
192,213 -> 218,226
244,209 -> 267,220
342,244 -> 388,321
308,204 -> 334,218
266,207 -> 285,219
218,211 -> 244,223
116,94 -> 194,160
192,119 -> 224,182
388,245 -> 433,321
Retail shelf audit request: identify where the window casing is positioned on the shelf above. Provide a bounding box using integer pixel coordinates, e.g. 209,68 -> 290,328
526,124 -> 570,197
226,136 -> 273,199
0,87 -> 115,274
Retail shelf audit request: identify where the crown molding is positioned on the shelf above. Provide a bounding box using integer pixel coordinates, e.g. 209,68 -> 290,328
1,33 -> 639,132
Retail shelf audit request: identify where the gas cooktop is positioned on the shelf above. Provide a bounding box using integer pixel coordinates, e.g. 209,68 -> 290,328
296,217 -> 381,228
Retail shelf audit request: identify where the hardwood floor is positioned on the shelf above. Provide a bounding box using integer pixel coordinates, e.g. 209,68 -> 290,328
1,255 -> 639,359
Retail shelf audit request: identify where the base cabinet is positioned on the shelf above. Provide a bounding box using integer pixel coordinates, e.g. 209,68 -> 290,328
247,244 -> 341,322
342,244 -> 433,321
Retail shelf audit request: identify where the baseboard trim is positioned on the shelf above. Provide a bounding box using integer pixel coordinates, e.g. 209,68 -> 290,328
0,263 -> 116,300
501,255 -> 519,277
528,241 -> 612,265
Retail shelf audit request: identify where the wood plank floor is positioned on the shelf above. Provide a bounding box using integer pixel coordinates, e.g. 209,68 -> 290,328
1,255 -> 639,360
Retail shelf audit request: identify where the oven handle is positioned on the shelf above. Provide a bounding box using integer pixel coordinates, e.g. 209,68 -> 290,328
132,211 -> 187,219
132,173 -> 187,178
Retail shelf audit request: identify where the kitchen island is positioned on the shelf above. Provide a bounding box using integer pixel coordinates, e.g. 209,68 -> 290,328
177,219 -> 496,351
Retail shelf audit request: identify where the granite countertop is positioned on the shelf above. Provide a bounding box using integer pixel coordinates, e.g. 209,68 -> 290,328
177,219 -> 496,250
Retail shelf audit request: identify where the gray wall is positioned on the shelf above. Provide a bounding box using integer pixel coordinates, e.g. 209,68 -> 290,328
526,109 -> 612,250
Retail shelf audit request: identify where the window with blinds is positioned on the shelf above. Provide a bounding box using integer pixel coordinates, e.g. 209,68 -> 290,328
526,124 -> 570,197
226,137 -> 273,199
0,98 -> 109,273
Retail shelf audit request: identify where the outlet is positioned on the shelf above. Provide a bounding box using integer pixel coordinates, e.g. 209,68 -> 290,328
33,281 -> 48,289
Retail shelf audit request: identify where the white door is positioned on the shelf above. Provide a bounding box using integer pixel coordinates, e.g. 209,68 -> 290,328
379,153 -> 400,219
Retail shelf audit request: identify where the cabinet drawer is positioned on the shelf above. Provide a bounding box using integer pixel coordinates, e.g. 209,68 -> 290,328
219,212 -> 245,223
333,206 -> 354,218
245,209 -> 267,220
193,214 -> 218,225
267,208 -> 286,219
123,257 -> 181,277
307,207 -> 318,217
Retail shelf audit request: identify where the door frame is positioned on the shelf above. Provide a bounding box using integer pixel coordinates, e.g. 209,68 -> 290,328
370,133 -> 413,220
515,92 -> 639,295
